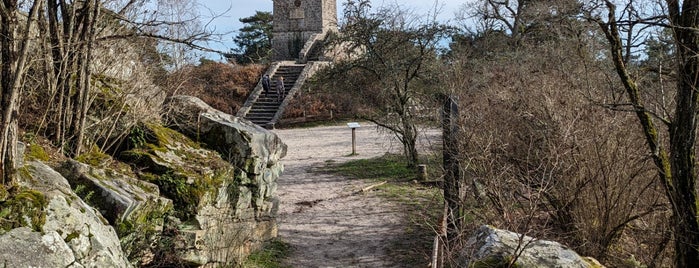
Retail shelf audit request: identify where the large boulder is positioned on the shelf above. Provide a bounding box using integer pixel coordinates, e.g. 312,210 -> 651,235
458,225 -> 603,268
163,95 -> 286,175
120,122 -> 282,266
57,159 -> 173,263
0,160 -> 132,267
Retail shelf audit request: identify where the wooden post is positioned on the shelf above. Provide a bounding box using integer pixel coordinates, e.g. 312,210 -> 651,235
351,128 -> 356,155
442,95 -> 462,245
417,164 -> 428,181
347,122 -> 360,155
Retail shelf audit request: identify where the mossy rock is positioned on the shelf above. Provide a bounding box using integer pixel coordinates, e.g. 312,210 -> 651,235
121,123 -> 234,221
0,188 -> 47,233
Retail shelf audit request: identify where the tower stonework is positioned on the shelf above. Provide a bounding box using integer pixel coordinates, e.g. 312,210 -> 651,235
272,0 -> 337,60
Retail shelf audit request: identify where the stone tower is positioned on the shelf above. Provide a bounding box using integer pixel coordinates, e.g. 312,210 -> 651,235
272,0 -> 337,60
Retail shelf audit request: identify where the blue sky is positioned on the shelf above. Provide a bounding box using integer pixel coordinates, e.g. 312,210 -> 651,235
196,0 -> 467,60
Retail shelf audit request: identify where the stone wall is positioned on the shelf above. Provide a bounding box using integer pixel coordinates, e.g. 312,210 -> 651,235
272,0 -> 337,60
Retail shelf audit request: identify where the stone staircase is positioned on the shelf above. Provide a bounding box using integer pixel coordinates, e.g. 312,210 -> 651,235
239,63 -> 306,127
237,32 -> 333,128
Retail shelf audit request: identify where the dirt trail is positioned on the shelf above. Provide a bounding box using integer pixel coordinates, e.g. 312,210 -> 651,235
273,124 -> 438,268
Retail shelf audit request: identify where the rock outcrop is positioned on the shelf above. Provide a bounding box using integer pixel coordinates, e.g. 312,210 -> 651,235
163,95 -> 286,221
458,225 -> 603,268
157,96 -> 286,263
0,160 -> 132,267
119,122 -> 281,266
0,96 -> 285,267
57,159 -> 173,262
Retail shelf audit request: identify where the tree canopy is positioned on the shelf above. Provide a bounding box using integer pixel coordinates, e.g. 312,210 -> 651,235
228,11 -> 273,64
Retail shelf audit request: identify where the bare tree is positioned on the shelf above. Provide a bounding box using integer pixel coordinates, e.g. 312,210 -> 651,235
593,0 -> 699,266
0,0 -> 43,185
322,0 -> 449,168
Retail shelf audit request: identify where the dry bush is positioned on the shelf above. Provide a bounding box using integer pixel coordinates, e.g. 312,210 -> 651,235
164,61 -> 265,115
447,38 -> 671,266
19,36 -> 166,155
282,67 -> 374,121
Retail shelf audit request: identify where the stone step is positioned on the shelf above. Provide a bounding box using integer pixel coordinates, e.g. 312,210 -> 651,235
250,104 -> 280,109
247,110 -> 277,115
250,106 -> 281,111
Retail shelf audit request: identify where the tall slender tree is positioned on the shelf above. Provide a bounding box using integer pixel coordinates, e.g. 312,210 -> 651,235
594,0 -> 699,266
0,0 -> 43,185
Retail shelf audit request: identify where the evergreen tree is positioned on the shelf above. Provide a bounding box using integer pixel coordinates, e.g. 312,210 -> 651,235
229,11 -> 273,64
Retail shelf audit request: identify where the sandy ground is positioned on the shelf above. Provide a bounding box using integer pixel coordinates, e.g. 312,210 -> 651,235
272,123 -> 440,268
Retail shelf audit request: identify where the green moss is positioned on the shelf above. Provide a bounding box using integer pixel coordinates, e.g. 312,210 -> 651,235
64,231 -> 80,242
121,124 -> 233,221
142,169 -> 225,221
241,238 -> 293,268
0,185 -> 8,202
145,123 -> 201,149
0,188 -> 48,233
75,144 -> 111,168
25,143 -> 50,162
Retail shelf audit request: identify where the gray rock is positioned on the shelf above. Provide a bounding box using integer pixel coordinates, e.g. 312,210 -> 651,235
8,160 -> 132,267
121,120 -> 282,266
57,159 -> 173,232
458,225 -> 603,268
0,227 -> 75,267
163,95 -> 287,173
57,159 -> 174,263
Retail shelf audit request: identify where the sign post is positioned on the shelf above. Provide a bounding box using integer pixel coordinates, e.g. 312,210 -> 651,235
347,122 -> 360,155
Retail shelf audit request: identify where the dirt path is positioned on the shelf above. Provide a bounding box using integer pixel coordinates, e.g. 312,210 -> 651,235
273,124 -> 439,268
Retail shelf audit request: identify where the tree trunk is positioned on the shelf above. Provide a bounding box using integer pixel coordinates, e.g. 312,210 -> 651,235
0,0 -> 42,185
668,10 -> 699,266
600,1 -> 699,265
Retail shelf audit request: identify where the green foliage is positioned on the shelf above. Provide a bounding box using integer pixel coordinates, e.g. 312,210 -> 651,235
128,126 -> 147,149
25,143 -> 49,162
0,188 -> 48,233
240,239 -> 293,268
229,11 -> 273,64
73,184 -> 96,205
144,171 -> 203,220
75,145 -> 111,167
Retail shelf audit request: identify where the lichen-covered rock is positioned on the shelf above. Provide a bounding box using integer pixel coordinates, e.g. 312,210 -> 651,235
58,160 -> 172,228
5,160 -> 132,267
458,225 -> 604,268
57,159 -> 173,262
121,121 -> 282,266
0,227 -> 76,267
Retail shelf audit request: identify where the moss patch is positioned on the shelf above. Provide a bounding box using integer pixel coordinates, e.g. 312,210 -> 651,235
76,145 -> 112,168
0,188 -> 48,233
25,143 -> 50,162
